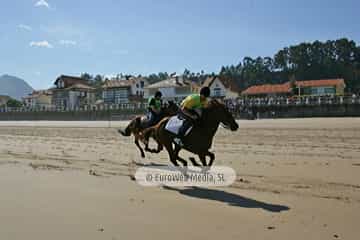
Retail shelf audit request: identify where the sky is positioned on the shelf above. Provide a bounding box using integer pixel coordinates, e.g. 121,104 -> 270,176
0,0 -> 359,89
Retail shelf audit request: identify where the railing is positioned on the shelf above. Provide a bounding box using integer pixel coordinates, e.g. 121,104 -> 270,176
225,95 -> 360,107
0,102 -> 149,113
1,96 -> 360,113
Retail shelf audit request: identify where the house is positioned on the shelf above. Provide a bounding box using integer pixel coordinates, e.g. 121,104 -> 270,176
295,79 -> 345,96
144,76 -> 198,102
102,77 -> 148,104
202,76 -> 240,99
52,75 -> 96,110
242,79 -> 345,97
0,95 -> 11,106
23,89 -> 53,109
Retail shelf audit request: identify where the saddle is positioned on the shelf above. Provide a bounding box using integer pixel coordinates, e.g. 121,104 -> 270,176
165,114 -> 193,136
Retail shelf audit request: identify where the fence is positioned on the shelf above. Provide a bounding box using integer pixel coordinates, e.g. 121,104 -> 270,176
226,95 -> 360,107
0,102 -> 149,113
1,96 -> 360,120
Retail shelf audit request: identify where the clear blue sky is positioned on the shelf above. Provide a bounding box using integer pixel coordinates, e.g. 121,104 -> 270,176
1,0 -> 359,89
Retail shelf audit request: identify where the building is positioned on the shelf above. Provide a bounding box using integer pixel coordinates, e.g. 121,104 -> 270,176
295,79 -> 345,96
52,75 -> 96,110
0,95 -> 11,106
242,79 -> 345,97
102,77 -> 148,104
144,76 -> 198,102
242,82 -> 292,97
23,90 -> 53,110
202,76 -> 240,99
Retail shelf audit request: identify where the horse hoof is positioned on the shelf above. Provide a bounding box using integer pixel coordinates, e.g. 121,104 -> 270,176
201,166 -> 211,173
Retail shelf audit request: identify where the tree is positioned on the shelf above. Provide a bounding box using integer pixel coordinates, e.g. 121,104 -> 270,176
80,73 -> 93,81
93,75 -> 103,86
6,99 -> 22,108
218,38 -> 360,93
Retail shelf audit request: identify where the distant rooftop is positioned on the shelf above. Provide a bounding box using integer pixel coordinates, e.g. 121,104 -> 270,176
242,79 -> 345,95
102,77 -> 146,89
146,77 -> 190,89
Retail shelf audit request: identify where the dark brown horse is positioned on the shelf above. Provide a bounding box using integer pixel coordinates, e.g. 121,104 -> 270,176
118,101 -> 179,158
143,99 -> 239,167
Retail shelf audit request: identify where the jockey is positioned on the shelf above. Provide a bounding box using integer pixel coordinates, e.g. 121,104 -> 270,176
173,86 -> 211,147
147,91 -> 163,127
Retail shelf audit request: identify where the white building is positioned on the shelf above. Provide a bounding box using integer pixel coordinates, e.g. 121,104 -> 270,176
144,76 -> 198,102
23,90 -> 53,110
52,75 -> 96,110
102,77 -> 148,104
202,76 -> 239,99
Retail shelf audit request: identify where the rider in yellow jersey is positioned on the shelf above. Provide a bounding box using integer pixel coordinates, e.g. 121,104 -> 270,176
174,86 -> 211,147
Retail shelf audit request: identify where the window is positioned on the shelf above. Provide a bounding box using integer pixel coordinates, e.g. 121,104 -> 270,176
58,80 -> 64,88
311,88 -> 318,95
140,81 -> 145,88
325,87 -> 336,94
114,89 -> 129,104
213,88 -> 222,97
136,84 -> 139,88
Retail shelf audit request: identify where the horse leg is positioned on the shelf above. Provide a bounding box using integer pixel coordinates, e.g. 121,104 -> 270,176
142,133 -> 163,153
141,128 -> 160,153
154,139 -> 163,153
174,145 -> 187,167
207,151 -> 215,167
164,142 -> 179,166
198,154 -> 207,167
134,135 -> 145,158
189,157 -> 201,166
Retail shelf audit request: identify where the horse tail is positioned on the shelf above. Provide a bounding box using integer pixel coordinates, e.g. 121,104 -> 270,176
118,126 -> 131,136
118,117 -> 141,137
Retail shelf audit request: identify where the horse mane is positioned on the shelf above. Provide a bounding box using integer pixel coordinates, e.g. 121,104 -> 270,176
206,99 -> 225,108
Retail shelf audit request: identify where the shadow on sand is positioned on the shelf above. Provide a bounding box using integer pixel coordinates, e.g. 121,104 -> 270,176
163,186 -> 290,212
133,162 -> 168,167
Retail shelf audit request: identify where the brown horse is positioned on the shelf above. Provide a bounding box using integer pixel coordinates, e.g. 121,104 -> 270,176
143,99 -> 239,167
118,101 -> 179,158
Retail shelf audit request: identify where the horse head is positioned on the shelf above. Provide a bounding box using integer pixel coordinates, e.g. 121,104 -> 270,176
162,101 -> 179,116
206,99 -> 239,131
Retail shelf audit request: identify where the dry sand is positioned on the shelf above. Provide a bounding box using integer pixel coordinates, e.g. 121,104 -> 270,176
0,118 -> 359,240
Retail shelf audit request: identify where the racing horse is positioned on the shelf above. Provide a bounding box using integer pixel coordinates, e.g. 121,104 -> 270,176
118,101 -> 179,158
142,99 -> 239,167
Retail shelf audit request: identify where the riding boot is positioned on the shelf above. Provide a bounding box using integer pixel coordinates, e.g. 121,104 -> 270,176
174,119 -> 192,147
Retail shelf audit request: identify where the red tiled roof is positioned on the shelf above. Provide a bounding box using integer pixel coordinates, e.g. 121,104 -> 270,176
242,79 -> 345,95
296,79 -> 345,88
242,82 -> 291,95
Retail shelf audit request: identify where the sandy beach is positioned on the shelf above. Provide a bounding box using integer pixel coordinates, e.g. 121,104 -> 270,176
0,118 -> 359,240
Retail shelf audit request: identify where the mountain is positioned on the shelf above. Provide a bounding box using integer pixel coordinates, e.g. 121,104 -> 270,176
0,74 -> 34,100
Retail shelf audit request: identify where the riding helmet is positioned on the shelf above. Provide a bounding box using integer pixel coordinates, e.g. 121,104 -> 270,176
200,87 -> 211,97
155,91 -> 162,98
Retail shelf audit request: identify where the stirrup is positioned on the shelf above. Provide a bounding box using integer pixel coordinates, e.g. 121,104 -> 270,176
173,138 -> 184,147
